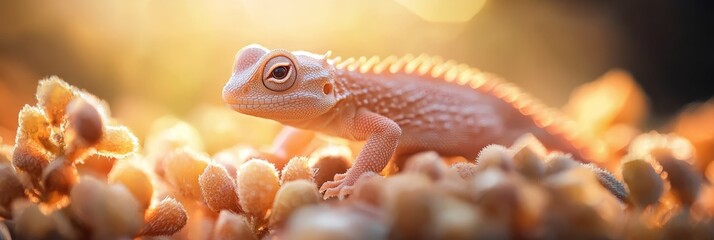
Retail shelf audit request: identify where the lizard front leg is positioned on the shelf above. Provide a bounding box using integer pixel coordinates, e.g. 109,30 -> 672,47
319,108 -> 402,199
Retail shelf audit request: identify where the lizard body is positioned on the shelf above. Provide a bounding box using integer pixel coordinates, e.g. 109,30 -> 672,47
222,44 -> 596,199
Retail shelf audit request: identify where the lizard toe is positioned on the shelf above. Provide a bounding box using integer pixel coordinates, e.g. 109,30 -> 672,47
320,172 -> 361,199
337,185 -> 354,200
319,179 -> 344,193
333,172 -> 348,181
322,186 -> 342,200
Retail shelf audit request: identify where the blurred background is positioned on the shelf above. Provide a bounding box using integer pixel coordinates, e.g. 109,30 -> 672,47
1,0 -> 712,144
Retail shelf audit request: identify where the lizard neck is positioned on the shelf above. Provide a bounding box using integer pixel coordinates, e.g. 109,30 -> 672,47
277,68 -> 357,136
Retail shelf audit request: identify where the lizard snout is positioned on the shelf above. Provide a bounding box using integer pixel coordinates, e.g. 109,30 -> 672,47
222,74 -> 249,105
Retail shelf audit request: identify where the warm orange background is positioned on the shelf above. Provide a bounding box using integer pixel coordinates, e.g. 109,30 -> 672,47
0,0 -> 707,142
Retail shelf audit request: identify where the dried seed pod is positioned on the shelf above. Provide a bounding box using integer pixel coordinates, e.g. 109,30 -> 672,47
70,177 -> 143,239
351,172 -> 385,208
661,210 -> 695,240
83,179 -> 144,235
213,145 -> 288,179
654,151 -> 702,206
236,159 -> 280,220
255,151 -> 285,172
15,105 -> 51,142
384,173 -> 433,196
199,163 -> 242,213
623,214 -> 659,240
139,197 -> 188,236
269,180 -> 320,228
69,176 -> 104,225
515,183 -> 550,233
510,133 -> 547,156
450,162 -> 478,180
430,196 -> 479,240
0,221 -> 10,240
94,126 -> 139,158
108,163 -> 154,210
13,106 -> 52,179
36,76 -> 76,126
403,151 -> 447,180
41,157 -> 78,197
545,152 -> 579,175
310,146 -> 352,187
163,147 -> 210,199
14,202 -> 57,239
695,219 -> 714,240
475,144 -> 513,171
66,98 -> 104,147
471,168 -> 518,218
212,210 -> 257,240
622,159 -> 663,209
382,173 -> 434,239
283,205 -> 388,240
182,204 -> 216,240
12,141 -> 52,183
544,167 -> 614,207
471,214 -> 511,240
50,208 -> 82,239
546,201 -> 610,239
512,140 -> 546,180
212,145 -> 258,179
582,163 -> 628,201
75,154 -> 116,177
627,132 -> 694,164
76,90 -> 112,117
281,156 -> 314,184
436,167 -> 474,202
0,165 -> 25,218
388,185 -> 435,239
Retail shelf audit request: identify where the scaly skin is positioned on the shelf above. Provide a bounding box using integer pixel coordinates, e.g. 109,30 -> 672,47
222,44 -> 599,199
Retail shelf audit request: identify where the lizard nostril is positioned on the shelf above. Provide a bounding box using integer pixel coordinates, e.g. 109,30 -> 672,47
241,87 -> 250,94
323,83 -> 333,95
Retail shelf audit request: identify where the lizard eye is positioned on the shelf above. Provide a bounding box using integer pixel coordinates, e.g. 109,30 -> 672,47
262,56 -> 296,92
271,66 -> 289,79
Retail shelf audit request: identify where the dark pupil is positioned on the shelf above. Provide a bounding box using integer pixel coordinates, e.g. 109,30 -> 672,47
272,66 -> 288,79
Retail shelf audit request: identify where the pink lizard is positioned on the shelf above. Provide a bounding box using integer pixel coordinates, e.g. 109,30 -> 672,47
222,44 -> 623,200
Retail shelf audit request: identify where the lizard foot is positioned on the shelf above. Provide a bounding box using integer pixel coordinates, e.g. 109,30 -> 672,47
321,183 -> 354,200
319,174 -> 355,200
333,172 -> 347,181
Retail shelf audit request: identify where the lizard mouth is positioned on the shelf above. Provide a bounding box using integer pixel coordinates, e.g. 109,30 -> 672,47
225,93 -> 330,121
226,98 -> 275,112
226,94 -> 302,113
227,99 -> 301,122
225,91 -> 315,111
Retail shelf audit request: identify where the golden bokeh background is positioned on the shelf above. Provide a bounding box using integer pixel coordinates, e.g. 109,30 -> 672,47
0,0 -> 709,144
2,3 -> 714,239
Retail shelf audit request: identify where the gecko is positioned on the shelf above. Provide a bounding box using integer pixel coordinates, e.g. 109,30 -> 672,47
222,44 -> 626,200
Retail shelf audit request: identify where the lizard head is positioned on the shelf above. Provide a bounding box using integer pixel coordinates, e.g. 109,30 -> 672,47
222,44 -> 337,122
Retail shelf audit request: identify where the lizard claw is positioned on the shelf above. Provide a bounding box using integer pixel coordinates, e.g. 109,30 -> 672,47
320,182 -> 354,200
319,173 -> 355,200
319,178 -> 343,194
322,186 -> 340,200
